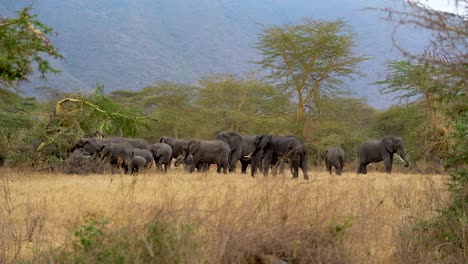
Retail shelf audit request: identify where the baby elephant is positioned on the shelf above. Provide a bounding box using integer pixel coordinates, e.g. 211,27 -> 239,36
325,147 -> 345,175
132,155 -> 147,174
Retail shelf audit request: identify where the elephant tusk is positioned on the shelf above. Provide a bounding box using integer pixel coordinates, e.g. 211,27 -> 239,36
397,155 -> 410,166
243,152 -> 253,159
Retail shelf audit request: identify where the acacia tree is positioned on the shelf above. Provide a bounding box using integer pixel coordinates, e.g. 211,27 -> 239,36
195,74 -> 293,137
0,7 -> 62,89
255,18 -> 367,132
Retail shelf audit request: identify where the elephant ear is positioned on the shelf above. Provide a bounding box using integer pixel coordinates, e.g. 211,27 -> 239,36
260,135 -> 271,150
159,137 -> 165,143
226,133 -> 242,150
189,141 -> 201,155
382,137 -> 395,153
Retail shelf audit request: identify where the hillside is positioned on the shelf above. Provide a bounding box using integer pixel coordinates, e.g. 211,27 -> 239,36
1,0 -> 428,108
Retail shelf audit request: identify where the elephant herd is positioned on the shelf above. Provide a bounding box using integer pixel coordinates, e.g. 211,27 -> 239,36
69,137 -> 173,174
68,132 -> 309,179
69,132 -> 410,177
164,132 -> 309,179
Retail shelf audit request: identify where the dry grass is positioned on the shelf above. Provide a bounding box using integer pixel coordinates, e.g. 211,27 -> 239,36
0,166 -> 449,263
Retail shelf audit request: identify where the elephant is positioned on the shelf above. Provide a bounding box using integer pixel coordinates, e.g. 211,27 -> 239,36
132,156 -> 147,173
357,136 -> 410,174
216,131 -> 258,173
68,148 -> 92,160
133,148 -> 154,168
174,154 -> 210,172
324,147 -> 345,175
159,136 -> 189,161
251,135 -> 309,180
100,142 -> 134,174
107,137 -> 152,150
150,143 -> 173,171
185,140 -> 230,174
71,137 -> 109,156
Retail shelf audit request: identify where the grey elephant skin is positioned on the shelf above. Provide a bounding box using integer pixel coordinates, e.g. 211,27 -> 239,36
150,143 -> 173,171
159,137 -> 189,160
133,148 -> 154,169
357,136 -> 410,174
100,142 -> 134,174
174,154 -> 210,172
186,140 -> 230,173
216,131 -> 256,173
252,135 -> 309,180
325,147 -> 345,175
132,156 -> 147,173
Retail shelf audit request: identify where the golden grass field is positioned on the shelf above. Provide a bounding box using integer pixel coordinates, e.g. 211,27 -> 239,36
0,166 -> 449,263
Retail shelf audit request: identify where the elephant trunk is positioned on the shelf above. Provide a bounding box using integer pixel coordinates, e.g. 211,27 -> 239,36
397,148 -> 410,167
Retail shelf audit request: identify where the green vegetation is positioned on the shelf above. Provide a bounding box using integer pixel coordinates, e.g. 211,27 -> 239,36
0,12 -> 447,169
255,18 -> 367,132
25,216 -> 198,264
377,1 -> 467,262
0,6 -> 62,87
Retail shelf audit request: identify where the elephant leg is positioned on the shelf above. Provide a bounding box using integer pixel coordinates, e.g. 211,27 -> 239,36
384,156 -> 393,173
362,163 -> 368,174
302,167 -> 309,180
262,156 -> 272,177
327,163 -> 332,175
336,164 -> 342,176
291,165 -> 299,179
229,152 -> 241,173
189,160 -> 196,173
223,162 -> 228,174
240,160 -> 249,174
278,160 -> 286,175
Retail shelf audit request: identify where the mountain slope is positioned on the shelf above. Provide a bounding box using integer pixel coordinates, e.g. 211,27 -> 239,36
0,0 -> 427,107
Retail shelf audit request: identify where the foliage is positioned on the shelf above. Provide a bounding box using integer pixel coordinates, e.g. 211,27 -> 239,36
371,104 -> 427,161
378,0 -> 467,261
42,84 -> 151,153
304,97 -> 376,162
111,75 -> 295,140
255,18 -> 367,131
111,82 -> 199,141
377,61 -> 454,162
0,6 -> 62,88
25,216 -> 198,264
194,74 -> 294,137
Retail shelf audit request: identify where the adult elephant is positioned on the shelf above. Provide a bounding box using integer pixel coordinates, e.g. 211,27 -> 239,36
251,135 -> 309,180
159,136 -> 189,161
216,132 -> 257,173
100,142 -> 134,174
325,147 -> 345,175
108,137 -> 151,150
150,143 -> 173,171
357,136 -> 410,174
71,137 -> 110,156
185,140 -> 230,174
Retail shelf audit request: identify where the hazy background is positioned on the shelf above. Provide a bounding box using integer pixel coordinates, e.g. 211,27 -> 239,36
1,0 -> 432,108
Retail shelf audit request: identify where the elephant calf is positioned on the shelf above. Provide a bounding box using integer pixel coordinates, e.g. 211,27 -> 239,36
325,147 -> 345,175
132,156 -> 147,174
150,143 -> 172,171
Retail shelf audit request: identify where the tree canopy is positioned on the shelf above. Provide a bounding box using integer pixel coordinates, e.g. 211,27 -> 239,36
255,18 -> 367,131
0,7 -> 62,89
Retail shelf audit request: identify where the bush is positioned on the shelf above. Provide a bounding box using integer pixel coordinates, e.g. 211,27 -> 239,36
25,216 -> 198,264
